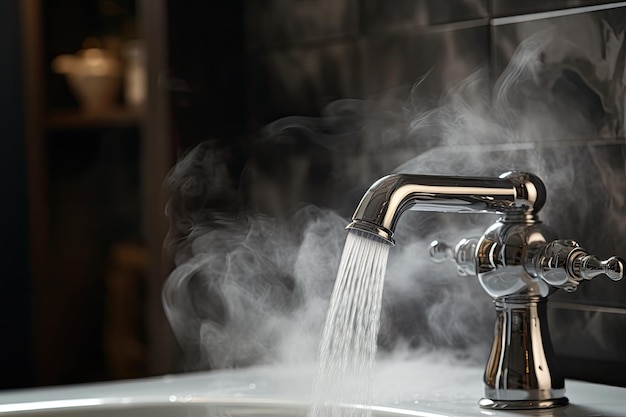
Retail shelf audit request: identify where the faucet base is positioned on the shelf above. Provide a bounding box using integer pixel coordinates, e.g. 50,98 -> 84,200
478,396 -> 569,410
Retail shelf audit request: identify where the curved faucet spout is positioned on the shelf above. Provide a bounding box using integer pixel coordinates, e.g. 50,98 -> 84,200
346,171 -> 546,245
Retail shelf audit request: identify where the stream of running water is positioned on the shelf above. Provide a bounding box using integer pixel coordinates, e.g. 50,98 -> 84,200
308,230 -> 391,417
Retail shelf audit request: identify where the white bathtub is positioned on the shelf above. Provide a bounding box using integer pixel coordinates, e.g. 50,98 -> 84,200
0,359 -> 624,417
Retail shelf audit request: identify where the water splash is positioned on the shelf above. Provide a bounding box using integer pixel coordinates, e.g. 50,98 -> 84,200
309,231 -> 390,417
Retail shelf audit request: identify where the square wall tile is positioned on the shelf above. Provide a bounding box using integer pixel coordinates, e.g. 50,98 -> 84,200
491,4 -> 626,140
549,304 -> 626,385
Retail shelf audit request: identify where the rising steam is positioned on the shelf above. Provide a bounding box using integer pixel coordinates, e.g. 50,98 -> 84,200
163,28 -> 626,370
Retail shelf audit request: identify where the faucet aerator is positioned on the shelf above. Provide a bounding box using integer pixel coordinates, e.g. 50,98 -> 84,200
346,220 -> 395,245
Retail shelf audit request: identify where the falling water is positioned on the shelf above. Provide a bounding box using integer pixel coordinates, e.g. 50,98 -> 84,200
309,230 -> 391,417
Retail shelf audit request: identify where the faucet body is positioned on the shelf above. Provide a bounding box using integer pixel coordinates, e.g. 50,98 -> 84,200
347,172 -> 624,410
452,220 -> 567,409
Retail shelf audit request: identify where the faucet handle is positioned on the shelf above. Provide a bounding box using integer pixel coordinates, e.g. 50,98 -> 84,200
573,254 -> 624,281
429,238 -> 478,276
526,239 -> 625,292
429,240 -> 454,263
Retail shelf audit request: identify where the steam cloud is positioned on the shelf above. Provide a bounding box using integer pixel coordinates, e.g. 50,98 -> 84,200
163,29 -> 626,371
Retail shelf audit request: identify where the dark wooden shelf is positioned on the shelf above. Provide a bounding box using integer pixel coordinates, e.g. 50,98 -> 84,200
20,0 -> 175,386
46,107 -> 143,130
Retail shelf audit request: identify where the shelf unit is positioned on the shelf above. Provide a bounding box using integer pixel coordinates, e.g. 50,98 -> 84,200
46,108 -> 142,130
20,0 -> 176,386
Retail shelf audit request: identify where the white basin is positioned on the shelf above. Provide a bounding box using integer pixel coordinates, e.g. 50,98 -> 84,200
0,359 -> 624,417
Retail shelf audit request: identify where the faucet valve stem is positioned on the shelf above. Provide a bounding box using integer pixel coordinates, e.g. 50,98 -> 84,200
527,239 -> 625,292
429,238 -> 477,276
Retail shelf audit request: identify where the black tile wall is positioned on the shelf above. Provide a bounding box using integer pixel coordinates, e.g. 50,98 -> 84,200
491,4 -> 626,385
245,1 -> 490,128
549,305 -> 626,386
181,1 -> 626,384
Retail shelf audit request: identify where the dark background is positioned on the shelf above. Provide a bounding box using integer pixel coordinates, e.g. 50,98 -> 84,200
2,0 -> 626,390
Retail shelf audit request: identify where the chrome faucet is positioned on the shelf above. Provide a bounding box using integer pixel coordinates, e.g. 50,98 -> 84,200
347,171 -> 624,410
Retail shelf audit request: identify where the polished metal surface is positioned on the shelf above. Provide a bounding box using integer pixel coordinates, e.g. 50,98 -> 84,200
482,299 -> 566,407
350,171 -> 624,409
429,216 -> 624,409
474,221 -> 556,299
430,238 -> 477,276
346,171 -> 545,244
526,239 -> 625,292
